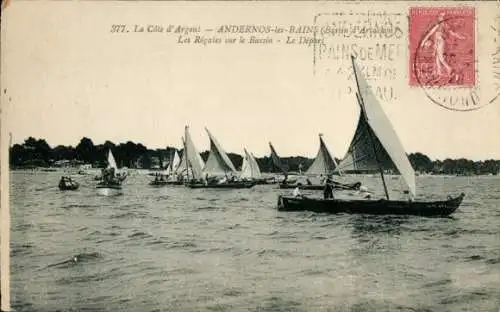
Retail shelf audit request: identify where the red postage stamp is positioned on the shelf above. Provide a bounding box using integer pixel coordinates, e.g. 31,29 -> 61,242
409,7 -> 475,87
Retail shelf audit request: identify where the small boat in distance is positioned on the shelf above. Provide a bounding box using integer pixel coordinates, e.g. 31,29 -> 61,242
96,149 -> 125,196
277,56 -> 465,217
58,176 -> 79,191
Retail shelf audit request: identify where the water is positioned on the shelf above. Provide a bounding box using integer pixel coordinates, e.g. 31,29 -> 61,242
10,171 -> 500,311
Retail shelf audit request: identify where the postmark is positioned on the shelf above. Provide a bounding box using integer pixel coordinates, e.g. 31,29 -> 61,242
410,7 -> 500,111
312,10 -> 406,103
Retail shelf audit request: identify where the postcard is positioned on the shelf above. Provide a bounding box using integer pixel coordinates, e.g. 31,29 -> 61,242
1,1 -> 499,311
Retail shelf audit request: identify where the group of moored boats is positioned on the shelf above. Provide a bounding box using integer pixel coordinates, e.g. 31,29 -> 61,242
57,56 -> 465,217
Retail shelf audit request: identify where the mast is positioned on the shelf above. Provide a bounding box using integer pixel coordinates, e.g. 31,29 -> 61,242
352,56 -> 390,200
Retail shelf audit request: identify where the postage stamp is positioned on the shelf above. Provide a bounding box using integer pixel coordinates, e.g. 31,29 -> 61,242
409,7 -> 475,88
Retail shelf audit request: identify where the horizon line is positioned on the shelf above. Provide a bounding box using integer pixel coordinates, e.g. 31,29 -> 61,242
10,135 -> 500,162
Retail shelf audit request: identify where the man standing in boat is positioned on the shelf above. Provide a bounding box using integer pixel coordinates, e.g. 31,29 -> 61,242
293,186 -> 302,197
324,178 -> 334,199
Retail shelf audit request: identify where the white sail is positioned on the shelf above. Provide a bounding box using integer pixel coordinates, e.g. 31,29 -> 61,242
184,126 -> 205,180
203,128 -> 237,176
107,149 -> 118,170
240,149 -> 262,179
306,134 -> 340,176
175,138 -> 186,174
249,151 -> 262,179
240,150 -> 252,178
170,150 -> 181,173
337,56 -> 416,197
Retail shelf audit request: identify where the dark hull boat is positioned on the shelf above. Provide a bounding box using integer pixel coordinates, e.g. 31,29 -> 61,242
277,193 -> 465,217
241,178 -> 278,185
59,181 -> 79,191
149,179 -> 184,186
149,180 -> 168,186
187,181 -> 256,189
276,56 -> 467,218
255,179 -> 278,185
164,181 -> 185,185
279,181 -> 361,191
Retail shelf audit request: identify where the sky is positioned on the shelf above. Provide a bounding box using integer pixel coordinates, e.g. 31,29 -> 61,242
1,1 -> 499,160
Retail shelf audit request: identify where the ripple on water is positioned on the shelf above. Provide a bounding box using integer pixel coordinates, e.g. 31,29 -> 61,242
9,172 -> 500,312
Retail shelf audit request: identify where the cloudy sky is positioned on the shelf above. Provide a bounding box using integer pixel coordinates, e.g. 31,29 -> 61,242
2,1 -> 499,160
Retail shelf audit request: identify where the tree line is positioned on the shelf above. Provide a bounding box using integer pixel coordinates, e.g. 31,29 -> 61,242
9,137 -> 500,175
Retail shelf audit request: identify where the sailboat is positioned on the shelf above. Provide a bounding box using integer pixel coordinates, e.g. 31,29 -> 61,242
240,148 -> 273,184
278,134 -> 361,191
96,149 -> 125,196
165,149 -> 185,185
241,148 -> 258,178
268,142 -> 297,184
277,56 -> 465,217
149,149 -> 182,186
186,127 -> 255,189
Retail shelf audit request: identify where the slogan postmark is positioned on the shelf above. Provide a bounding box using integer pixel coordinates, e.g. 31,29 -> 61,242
410,7 -> 499,111
312,10 -> 406,103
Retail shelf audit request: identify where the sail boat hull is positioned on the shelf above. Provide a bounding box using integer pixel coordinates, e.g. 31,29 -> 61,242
279,181 -> 361,191
187,181 -> 256,189
277,193 -> 465,217
253,178 -> 278,185
59,182 -> 80,191
164,181 -> 185,185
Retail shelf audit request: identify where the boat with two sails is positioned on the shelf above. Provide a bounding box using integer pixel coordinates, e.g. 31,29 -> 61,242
277,56 -> 465,217
184,126 -> 255,189
278,134 -> 361,191
240,148 -> 275,184
149,149 -> 184,186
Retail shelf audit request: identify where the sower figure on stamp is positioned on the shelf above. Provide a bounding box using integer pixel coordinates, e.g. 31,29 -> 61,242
420,12 -> 466,80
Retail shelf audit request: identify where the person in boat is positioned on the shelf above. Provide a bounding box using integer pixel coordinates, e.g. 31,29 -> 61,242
218,175 -> 227,185
293,186 -> 302,197
320,174 -> 326,185
101,168 -> 107,180
306,178 -> 313,186
358,186 -> 372,199
323,178 -> 334,199
404,190 -> 414,202
282,174 -> 288,184
108,167 -> 116,181
59,176 -> 69,188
